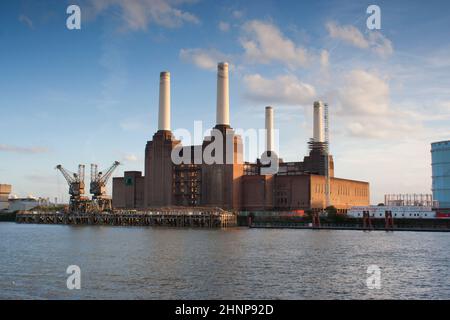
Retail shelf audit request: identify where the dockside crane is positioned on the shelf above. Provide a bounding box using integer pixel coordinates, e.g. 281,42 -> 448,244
90,161 -> 120,212
55,164 -> 90,213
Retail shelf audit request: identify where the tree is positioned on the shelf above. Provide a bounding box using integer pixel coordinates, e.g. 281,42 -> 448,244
326,206 -> 346,223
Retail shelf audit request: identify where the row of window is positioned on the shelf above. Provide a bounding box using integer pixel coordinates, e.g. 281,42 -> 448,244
357,213 -> 429,217
313,184 -> 368,197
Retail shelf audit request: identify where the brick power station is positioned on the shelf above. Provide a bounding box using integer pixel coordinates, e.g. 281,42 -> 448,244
113,62 -> 369,212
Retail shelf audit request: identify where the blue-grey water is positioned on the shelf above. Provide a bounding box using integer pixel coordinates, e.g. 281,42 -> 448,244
0,222 -> 449,299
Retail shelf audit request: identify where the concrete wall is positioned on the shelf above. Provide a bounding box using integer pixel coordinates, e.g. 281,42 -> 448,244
144,130 -> 179,208
112,171 -> 144,209
242,174 -> 369,212
274,175 -> 311,209
201,129 -> 244,211
310,175 -> 369,211
242,175 -> 274,211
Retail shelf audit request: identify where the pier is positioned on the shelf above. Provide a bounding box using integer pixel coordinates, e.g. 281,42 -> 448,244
248,221 -> 450,232
16,207 -> 237,228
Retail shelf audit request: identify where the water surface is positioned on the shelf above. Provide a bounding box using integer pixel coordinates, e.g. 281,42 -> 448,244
0,223 -> 449,299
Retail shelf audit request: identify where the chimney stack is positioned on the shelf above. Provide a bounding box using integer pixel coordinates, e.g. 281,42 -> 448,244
313,101 -> 324,142
158,71 -> 170,131
265,106 -> 274,152
216,62 -> 230,126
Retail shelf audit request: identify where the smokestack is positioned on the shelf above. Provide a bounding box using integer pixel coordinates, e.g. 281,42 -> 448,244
313,101 -> 324,142
265,106 -> 274,152
158,71 -> 170,131
216,62 -> 230,126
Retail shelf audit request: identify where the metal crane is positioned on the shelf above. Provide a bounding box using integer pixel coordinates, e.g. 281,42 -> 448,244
55,164 -> 90,213
90,161 -> 120,211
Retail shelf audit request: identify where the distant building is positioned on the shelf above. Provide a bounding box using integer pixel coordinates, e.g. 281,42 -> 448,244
113,171 -> 145,209
8,197 -> 40,212
0,184 -> 11,211
431,141 -> 450,208
348,205 -> 436,219
384,194 -> 438,207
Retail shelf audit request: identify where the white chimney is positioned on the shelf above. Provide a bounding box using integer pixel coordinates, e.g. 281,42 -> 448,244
313,101 -> 324,142
158,71 -> 170,131
265,106 -> 274,152
216,62 -> 230,126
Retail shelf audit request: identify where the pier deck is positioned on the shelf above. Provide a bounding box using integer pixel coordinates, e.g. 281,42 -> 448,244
16,208 -> 237,228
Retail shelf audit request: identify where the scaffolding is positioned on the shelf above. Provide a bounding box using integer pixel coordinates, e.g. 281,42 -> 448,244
173,164 -> 202,206
384,194 -> 438,207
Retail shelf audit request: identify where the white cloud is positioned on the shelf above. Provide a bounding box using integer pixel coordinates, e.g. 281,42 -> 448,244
25,174 -> 55,184
326,21 -> 393,57
320,49 -> 329,68
243,73 -> 316,105
326,21 -> 368,49
232,10 -> 244,19
119,117 -> 149,132
123,154 -> 138,162
218,21 -> 230,32
18,14 -> 33,29
179,48 -> 230,71
240,20 -> 310,69
335,69 -> 419,139
338,69 -> 390,116
87,0 -> 199,30
368,32 -> 393,58
0,144 -> 49,154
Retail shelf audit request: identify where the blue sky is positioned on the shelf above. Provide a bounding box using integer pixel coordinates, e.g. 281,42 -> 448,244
1,0 -> 449,204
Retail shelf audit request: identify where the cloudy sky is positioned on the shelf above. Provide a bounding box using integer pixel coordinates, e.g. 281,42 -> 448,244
1,0 -> 449,203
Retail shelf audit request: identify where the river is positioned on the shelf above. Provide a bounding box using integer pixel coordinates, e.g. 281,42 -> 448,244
0,222 -> 449,299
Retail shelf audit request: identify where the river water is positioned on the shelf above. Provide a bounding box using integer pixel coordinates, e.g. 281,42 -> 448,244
0,222 -> 449,299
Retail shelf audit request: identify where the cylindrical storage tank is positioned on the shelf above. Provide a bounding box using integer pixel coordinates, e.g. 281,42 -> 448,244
431,140 -> 450,208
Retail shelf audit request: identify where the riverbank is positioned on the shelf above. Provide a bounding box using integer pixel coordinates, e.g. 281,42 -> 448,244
241,213 -> 450,232
250,222 -> 450,232
0,212 -> 16,222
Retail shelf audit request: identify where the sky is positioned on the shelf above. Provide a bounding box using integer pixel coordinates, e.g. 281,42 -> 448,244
1,0 -> 449,204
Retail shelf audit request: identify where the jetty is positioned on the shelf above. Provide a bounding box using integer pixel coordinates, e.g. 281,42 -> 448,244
15,207 -> 237,228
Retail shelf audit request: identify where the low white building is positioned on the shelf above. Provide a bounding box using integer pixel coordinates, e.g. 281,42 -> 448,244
348,205 -> 436,219
8,197 -> 40,212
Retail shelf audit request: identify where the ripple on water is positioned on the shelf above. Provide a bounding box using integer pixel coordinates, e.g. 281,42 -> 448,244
0,224 -> 449,299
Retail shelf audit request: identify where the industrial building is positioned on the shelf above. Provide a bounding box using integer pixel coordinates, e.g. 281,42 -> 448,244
113,62 -> 370,212
0,184 -> 11,211
431,140 -> 450,208
349,194 -> 443,220
0,184 -> 50,212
